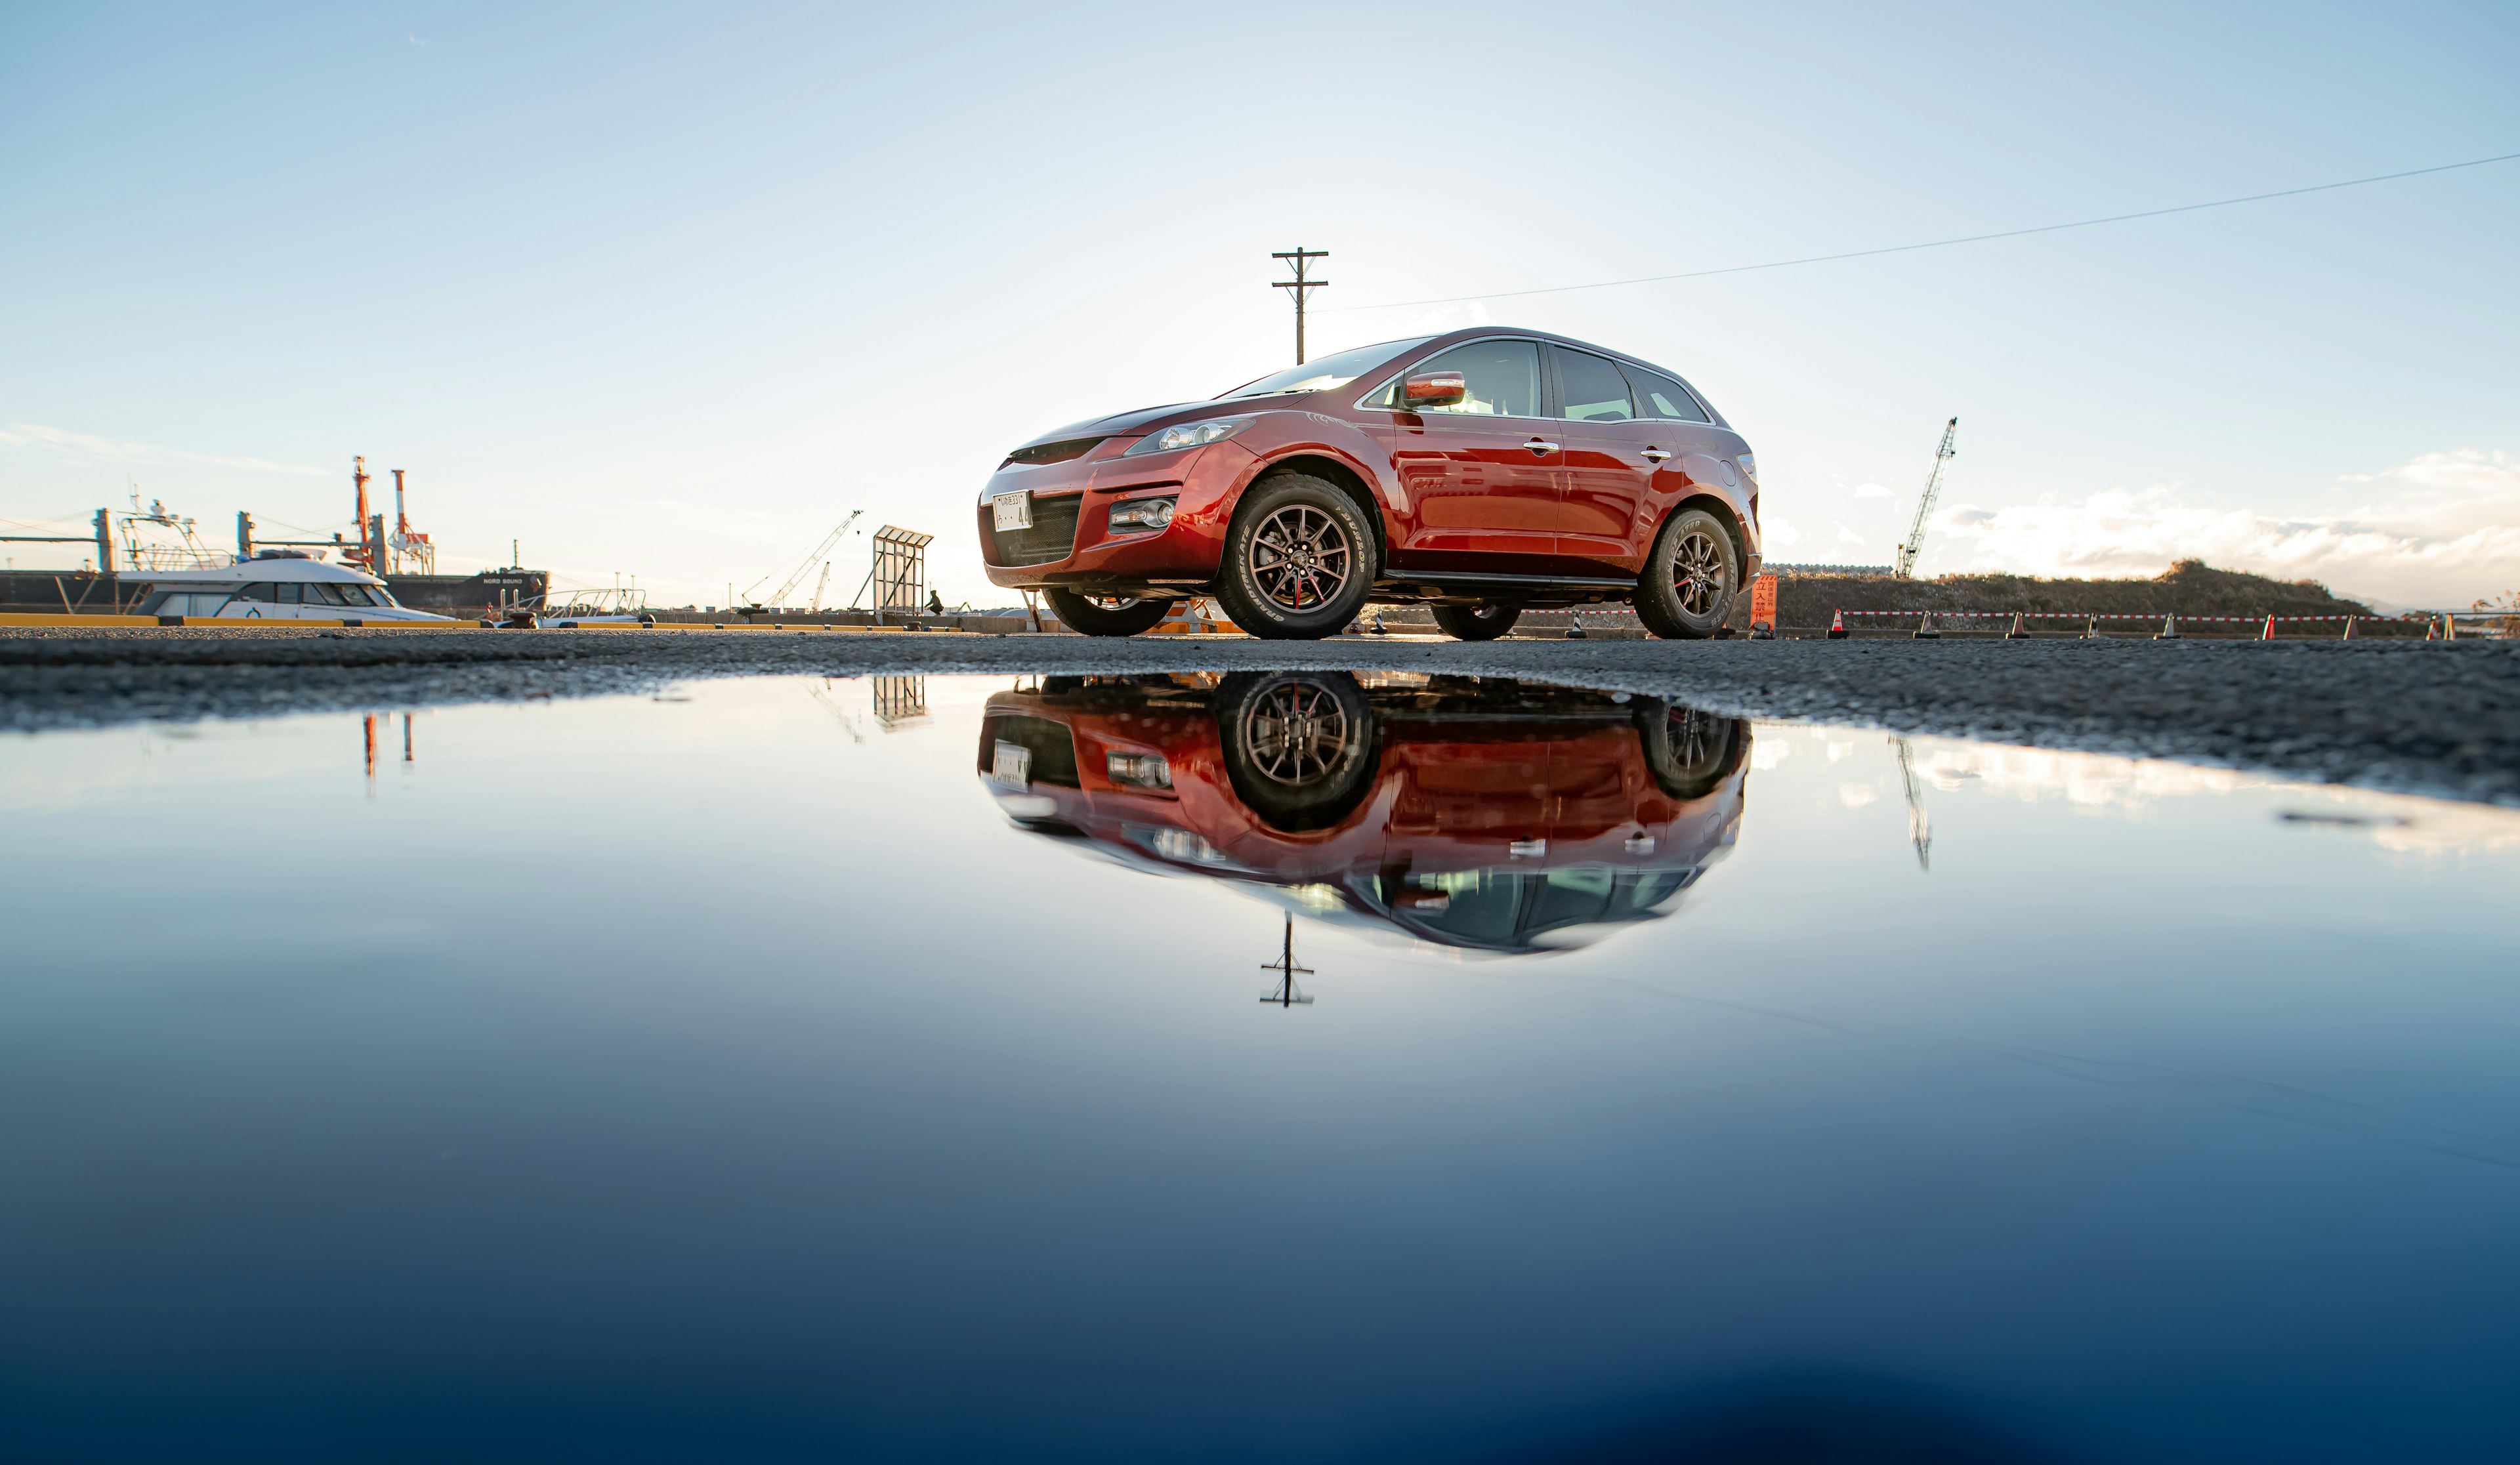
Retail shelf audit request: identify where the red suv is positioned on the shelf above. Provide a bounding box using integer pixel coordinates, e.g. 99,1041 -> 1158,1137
978,672 -> 1750,954
979,329 -> 1759,640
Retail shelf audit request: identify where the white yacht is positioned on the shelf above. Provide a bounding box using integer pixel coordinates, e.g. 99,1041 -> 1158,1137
130,552 -> 452,623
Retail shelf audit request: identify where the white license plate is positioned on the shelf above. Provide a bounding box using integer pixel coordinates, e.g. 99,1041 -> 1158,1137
992,491 -> 1032,531
991,739 -> 1032,787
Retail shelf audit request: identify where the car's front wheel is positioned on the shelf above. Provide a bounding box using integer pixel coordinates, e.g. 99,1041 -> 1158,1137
1634,507 -> 1738,640
1043,588 -> 1174,637
1217,672 -> 1381,831
1212,474 -> 1379,640
1429,602 -> 1521,641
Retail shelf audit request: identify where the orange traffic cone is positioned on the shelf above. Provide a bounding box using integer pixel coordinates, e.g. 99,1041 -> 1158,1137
2005,613 -> 2030,640
1826,608 -> 1849,640
2261,614 -> 2277,640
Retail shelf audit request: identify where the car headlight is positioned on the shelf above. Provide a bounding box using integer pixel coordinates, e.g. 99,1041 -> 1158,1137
1122,417 -> 1253,456
1737,453 -> 1757,482
1108,496 -> 1176,533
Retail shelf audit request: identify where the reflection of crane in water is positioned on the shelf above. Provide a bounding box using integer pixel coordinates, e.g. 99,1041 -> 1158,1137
1893,735 -> 1931,871
805,679 -> 866,743
1259,914 -> 1315,1008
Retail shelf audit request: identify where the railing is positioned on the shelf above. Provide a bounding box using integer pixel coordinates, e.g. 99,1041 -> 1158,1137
1830,609 -> 2487,640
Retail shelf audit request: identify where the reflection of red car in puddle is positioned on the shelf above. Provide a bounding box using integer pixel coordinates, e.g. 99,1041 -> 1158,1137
977,672 -> 1750,954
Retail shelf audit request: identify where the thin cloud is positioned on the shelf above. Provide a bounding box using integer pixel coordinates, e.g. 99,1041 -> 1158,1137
1929,450 -> 2520,608
1851,481 -> 1895,499
0,423 -> 327,477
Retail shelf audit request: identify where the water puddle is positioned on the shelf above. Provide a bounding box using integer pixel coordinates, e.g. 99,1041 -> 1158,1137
5,672 -> 2517,1461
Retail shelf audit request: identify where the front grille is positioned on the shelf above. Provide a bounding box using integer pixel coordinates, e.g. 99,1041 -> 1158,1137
978,713 -> 1081,788
985,492 -> 1082,567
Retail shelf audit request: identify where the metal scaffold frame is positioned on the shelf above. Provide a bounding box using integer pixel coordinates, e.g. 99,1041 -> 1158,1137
855,525 -> 934,625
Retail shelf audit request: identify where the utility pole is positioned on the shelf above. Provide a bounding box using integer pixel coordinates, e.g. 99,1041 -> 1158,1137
1271,247 -> 1329,364
1895,418 -> 1959,580
1258,913 -> 1315,1007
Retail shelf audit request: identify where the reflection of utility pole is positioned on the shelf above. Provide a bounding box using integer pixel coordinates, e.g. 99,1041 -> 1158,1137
402,714 -> 414,766
1259,913 -> 1315,1008
1893,735 -> 1931,872
1271,247 -> 1329,365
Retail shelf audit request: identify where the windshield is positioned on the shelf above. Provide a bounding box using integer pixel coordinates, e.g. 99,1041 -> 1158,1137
1219,338 -> 1433,400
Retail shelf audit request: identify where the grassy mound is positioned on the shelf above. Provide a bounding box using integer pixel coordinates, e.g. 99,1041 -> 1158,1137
1773,560 -> 2372,628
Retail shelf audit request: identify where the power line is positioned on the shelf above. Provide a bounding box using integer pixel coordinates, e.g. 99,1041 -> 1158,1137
1326,150 -> 2520,312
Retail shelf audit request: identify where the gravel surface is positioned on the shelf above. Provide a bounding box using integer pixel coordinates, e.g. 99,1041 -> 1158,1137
5,626 -> 2516,805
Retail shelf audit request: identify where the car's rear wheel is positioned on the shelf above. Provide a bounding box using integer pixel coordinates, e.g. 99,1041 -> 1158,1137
1634,507 -> 1738,640
1043,588 -> 1173,637
1212,474 -> 1379,640
1430,602 -> 1521,641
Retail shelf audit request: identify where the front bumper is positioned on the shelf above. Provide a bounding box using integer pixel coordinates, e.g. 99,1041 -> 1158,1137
978,441 -> 1257,593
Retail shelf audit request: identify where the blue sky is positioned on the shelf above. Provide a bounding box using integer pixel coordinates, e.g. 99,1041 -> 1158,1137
3,1 -> 2514,608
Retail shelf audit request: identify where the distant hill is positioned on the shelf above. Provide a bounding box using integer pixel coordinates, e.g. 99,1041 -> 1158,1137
1768,560 -> 2374,628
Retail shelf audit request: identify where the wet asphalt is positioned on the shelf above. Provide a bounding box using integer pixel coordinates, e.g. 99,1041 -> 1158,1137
3,627 -> 2515,806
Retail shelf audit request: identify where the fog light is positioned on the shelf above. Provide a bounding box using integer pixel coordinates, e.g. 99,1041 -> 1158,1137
1106,751 -> 1171,789
1108,496 -> 1177,533
1150,827 -> 1226,864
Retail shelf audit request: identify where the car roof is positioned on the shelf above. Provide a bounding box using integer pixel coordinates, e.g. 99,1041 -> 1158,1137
1406,324 -> 1687,384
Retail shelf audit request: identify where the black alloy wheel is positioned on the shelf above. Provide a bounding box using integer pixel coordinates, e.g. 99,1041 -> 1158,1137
1216,672 -> 1381,831
1635,507 -> 1739,640
1430,602 -> 1522,641
1213,474 -> 1379,640
1633,700 -> 1748,800
1043,588 -> 1175,637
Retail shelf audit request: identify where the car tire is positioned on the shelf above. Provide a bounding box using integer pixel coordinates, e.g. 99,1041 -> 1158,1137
1633,700 -> 1748,800
1212,474 -> 1379,640
1429,602 -> 1521,641
1043,588 -> 1174,637
1217,672 -> 1381,832
1634,507 -> 1739,640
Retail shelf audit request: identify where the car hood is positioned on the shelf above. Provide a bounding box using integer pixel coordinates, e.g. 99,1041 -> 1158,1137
1016,400 -> 1242,449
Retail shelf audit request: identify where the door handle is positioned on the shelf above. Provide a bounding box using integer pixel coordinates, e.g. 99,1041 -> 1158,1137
1641,447 -> 1671,462
1524,438 -> 1559,456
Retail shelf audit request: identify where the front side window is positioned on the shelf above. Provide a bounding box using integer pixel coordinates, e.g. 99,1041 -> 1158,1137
310,583 -> 351,606
1552,348 -> 1635,422
1221,337 -> 1433,400
234,582 -> 280,602
1387,339 -> 1543,417
1625,365 -> 1711,423
339,585 -> 378,606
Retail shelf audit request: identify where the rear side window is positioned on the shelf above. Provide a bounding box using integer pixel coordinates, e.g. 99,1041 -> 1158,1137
1551,348 -> 1635,422
1393,339 -> 1542,417
1624,365 -> 1711,423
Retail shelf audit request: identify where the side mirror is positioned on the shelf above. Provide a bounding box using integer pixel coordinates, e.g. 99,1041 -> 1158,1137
1402,371 -> 1467,407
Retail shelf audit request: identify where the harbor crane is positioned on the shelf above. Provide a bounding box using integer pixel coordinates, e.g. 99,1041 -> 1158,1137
740,509 -> 862,613
1894,417 -> 1960,580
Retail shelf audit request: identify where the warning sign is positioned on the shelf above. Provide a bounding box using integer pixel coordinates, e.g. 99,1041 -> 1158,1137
1749,573 -> 1778,634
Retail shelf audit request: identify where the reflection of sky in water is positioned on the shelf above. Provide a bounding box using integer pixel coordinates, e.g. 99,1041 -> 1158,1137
3,674 -> 2518,1462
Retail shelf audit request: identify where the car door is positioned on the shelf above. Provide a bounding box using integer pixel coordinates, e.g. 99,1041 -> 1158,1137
1374,338 -> 1563,573
1548,345 -> 1656,570
1622,362 -> 1735,533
